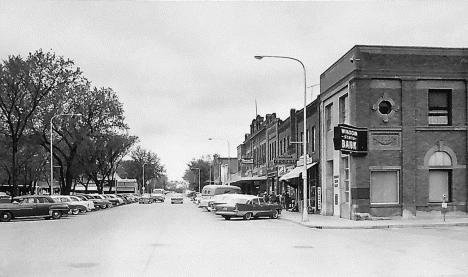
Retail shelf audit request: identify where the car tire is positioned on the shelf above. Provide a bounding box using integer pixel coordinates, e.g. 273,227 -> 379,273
107,204 -> 112,208
271,210 -> 279,219
243,212 -> 253,220
0,211 -> 12,222
222,215 -> 231,220
72,209 -> 80,215
51,211 -> 62,220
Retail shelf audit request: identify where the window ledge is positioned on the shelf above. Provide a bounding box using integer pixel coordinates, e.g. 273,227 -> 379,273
416,126 -> 467,131
370,203 -> 401,208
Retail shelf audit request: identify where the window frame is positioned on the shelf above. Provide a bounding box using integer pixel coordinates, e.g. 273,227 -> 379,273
428,89 -> 452,126
370,169 -> 400,205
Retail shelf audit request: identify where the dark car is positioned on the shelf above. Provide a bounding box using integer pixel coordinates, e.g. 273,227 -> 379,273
0,195 -> 70,222
214,195 -> 282,220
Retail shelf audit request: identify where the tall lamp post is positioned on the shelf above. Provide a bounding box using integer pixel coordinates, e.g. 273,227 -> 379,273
142,163 -> 151,194
50,113 -> 82,195
255,55 -> 309,222
191,167 -> 201,192
208,138 -> 231,186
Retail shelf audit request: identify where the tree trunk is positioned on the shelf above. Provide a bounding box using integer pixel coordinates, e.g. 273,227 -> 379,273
11,141 -> 18,197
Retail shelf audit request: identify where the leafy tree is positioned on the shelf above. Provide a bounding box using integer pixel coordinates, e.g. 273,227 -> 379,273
77,133 -> 138,193
118,146 -> 166,193
182,155 -> 213,192
0,50 -> 81,196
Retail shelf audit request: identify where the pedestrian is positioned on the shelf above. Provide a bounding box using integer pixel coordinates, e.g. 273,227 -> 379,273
285,193 -> 291,209
264,193 -> 270,203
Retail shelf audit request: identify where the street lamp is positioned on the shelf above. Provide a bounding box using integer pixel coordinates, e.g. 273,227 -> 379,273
50,113 -> 82,195
191,167 -> 201,192
208,138 -> 231,186
142,163 -> 151,194
255,55 -> 309,222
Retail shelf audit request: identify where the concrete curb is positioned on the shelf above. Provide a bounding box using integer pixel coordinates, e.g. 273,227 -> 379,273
281,217 -> 468,229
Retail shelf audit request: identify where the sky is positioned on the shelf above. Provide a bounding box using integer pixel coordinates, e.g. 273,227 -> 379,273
1,1 -> 468,181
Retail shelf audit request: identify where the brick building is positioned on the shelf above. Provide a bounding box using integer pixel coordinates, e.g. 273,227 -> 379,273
320,45 -> 468,219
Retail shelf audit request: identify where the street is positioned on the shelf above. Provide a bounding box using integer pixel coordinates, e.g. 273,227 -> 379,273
1,195 -> 468,277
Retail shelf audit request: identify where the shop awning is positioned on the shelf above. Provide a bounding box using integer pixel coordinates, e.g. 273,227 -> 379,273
231,176 -> 267,183
279,162 -> 317,181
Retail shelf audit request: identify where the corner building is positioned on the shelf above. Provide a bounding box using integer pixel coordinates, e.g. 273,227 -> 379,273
320,45 -> 468,219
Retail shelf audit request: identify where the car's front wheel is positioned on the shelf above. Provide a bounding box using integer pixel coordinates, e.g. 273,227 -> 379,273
222,215 -> 231,220
0,211 -> 12,222
51,211 -> 62,220
72,209 -> 80,215
270,210 -> 279,219
243,212 -> 253,220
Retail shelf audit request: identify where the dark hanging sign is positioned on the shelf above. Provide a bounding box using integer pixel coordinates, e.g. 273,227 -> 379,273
333,124 -> 368,156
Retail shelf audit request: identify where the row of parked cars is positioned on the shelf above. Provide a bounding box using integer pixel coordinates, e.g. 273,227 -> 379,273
191,185 -> 282,221
0,193 -> 139,222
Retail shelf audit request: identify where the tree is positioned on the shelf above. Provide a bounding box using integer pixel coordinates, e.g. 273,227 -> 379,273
77,133 -> 138,193
0,50 -> 81,196
35,84 -> 130,194
118,146 -> 166,193
182,155 -> 213,192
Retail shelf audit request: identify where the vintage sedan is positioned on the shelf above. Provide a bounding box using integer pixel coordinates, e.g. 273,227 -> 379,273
50,195 -> 87,215
139,193 -> 152,204
171,193 -> 183,204
0,195 -> 70,222
214,195 -> 282,220
207,194 -> 238,212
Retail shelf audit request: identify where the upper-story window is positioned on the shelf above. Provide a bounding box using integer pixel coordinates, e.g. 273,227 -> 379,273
279,140 -> 283,155
428,89 -> 451,126
325,103 -> 333,131
339,94 -> 348,124
311,126 -> 316,153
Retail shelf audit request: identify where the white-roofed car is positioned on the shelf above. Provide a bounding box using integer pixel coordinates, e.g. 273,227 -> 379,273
170,193 -> 184,204
68,195 -> 95,212
50,195 -> 87,215
214,194 -> 282,221
198,185 -> 242,211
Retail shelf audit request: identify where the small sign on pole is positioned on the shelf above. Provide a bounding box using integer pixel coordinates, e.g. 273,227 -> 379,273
442,194 -> 448,222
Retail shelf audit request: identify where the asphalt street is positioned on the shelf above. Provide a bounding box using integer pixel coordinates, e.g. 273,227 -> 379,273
1,195 -> 468,277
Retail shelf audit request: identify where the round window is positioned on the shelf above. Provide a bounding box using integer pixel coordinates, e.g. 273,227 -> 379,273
378,101 -> 392,115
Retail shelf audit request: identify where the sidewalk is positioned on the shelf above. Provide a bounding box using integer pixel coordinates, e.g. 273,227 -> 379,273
280,210 -> 468,229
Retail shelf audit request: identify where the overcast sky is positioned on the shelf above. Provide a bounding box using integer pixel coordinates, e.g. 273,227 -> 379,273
1,1 -> 467,181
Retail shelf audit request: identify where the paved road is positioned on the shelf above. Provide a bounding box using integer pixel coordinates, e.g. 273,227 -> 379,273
1,196 -> 468,277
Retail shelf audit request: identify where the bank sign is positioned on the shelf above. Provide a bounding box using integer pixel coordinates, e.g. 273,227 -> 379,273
333,124 -> 368,156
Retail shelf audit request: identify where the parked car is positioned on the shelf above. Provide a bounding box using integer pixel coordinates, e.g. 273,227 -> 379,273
198,185 -> 242,210
0,195 -> 70,222
50,195 -> 87,215
214,195 -> 282,220
0,194 -> 11,203
207,194 -> 238,212
139,193 -> 152,204
90,194 -> 113,208
103,194 -> 123,206
79,194 -> 108,210
171,193 -> 184,204
151,189 -> 165,203
116,194 -> 131,204
68,195 -> 95,211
